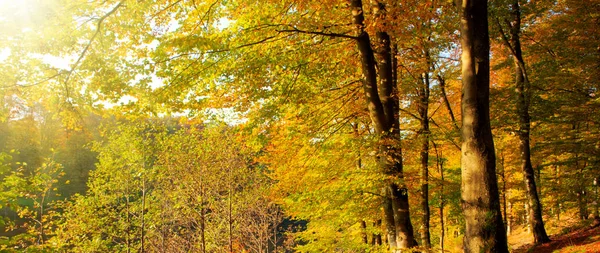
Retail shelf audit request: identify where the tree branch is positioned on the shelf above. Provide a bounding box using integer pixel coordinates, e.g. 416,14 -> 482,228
277,27 -> 358,40
63,1 -> 124,87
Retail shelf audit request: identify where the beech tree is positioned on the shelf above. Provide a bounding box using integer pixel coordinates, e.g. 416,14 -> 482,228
459,0 -> 508,252
492,0 -> 550,244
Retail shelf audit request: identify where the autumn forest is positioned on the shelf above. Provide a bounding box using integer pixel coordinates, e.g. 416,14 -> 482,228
0,0 -> 598,252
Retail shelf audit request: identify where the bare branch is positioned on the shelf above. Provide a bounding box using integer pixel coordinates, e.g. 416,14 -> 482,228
277,27 -> 358,40
430,118 -> 461,151
0,72 -> 64,89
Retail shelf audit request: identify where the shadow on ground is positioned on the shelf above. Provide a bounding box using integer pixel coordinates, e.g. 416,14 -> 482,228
513,223 -> 600,253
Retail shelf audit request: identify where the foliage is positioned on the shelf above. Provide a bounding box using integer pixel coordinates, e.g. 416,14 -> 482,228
0,0 -> 598,251
0,151 -> 64,251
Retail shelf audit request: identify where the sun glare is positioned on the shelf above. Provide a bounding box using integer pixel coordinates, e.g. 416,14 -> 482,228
0,0 -> 35,25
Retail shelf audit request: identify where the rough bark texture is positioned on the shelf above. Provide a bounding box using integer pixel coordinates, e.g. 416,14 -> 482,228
506,0 -> 550,244
350,0 -> 417,250
459,0 -> 509,252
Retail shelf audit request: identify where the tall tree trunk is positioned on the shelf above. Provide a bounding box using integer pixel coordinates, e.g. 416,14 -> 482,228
39,193 -> 45,245
126,186 -> 131,253
525,203 -> 531,234
141,179 -> 146,252
200,183 -> 206,253
353,130 -> 370,245
594,177 -> 599,219
577,190 -> 588,220
503,0 -> 551,243
576,159 -> 589,220
438,74 -> 460,132
506,201 -> 512,236
371,220 -> 383,245
419,72 -> 431,249
499,150 -> 508,233
433,142 -> 445,253
554,164 -> 561,221
459,0 -> 508,252
361,221 -> 369,244
228,179 -> 233,253
350,0 -> 417,250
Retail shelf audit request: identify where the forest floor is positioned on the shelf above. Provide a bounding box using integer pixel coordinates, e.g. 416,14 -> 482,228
511,219 -> 600,253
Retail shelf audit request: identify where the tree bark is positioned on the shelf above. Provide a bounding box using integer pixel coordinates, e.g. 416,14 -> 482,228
504,0 -> 550,244
419,72 -> 431,249
350,0 -> 417,250
459,0 -> 509,252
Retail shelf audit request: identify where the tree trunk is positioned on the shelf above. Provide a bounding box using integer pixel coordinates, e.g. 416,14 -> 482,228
525,203 -> 531,234
459,0 -> 508,252
371,220 -> 383,245
39,193 -> 45,245
594,177 -> 599,219
126,186 -> 131,253
350,0 -> 417,250
200,183 -> 206,253
438,74 -> 459,132
419,72 -> 431,249
507,201 -> 512,236
577,190 -> 588,220
433,142 -> 445,253
499,151 -> 508,233
361,221 -> 368,244
141,179 -> 146,252
505,0 -> 551,244
228,180 -> 233,253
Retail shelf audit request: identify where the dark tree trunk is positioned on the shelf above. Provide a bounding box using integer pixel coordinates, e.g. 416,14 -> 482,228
419,72 -> 431,249
350,0 -> 417,250
459,0 -> 509,252
371,220 -> 383,245
438,74 -> 459,132
497,0 -> 551,243
361,220 -> 368,244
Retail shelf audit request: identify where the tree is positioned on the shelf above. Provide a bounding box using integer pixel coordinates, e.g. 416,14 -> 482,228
0,152 -> 64,251
349,0 -> 418,249
493,0 -> 550,244
459,0 -> 508,252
